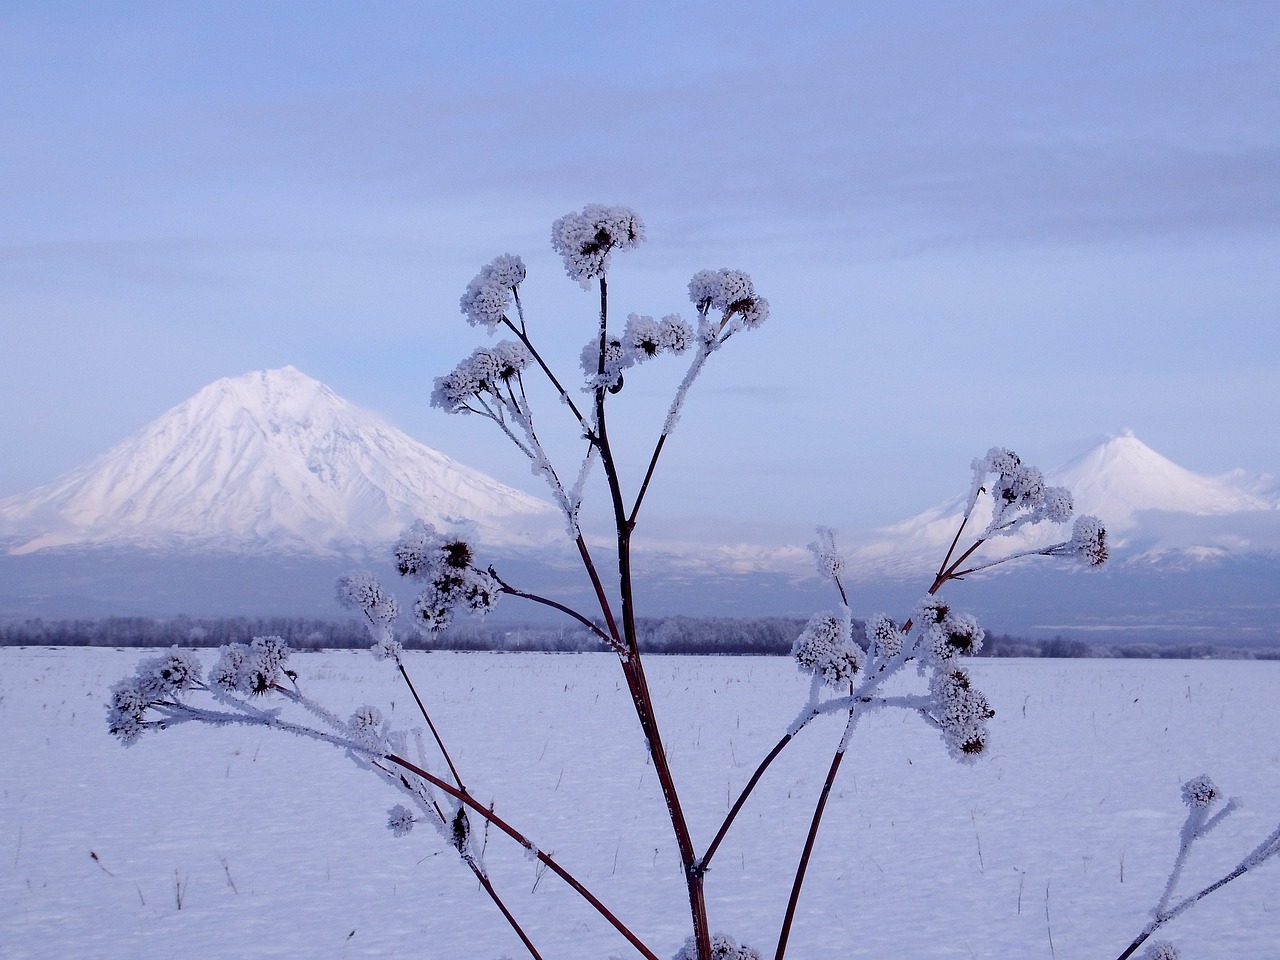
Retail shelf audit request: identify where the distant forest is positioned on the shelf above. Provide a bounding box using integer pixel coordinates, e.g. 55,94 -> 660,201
1,615 -> 1277,660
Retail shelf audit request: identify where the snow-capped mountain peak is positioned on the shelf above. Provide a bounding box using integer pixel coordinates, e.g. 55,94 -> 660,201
1051,430 -> 1272,528
846,432 -> 1279,577
0,367 -> 559,556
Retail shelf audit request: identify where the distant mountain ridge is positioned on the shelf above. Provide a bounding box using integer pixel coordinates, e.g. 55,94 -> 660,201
0,367 -> 558,557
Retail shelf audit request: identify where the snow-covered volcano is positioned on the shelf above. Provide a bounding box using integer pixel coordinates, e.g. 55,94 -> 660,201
0,367 -> 559,557
847,432 -> 1280,578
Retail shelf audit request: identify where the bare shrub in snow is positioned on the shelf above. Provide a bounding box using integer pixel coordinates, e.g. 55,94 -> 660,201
109,207 -> 1276,960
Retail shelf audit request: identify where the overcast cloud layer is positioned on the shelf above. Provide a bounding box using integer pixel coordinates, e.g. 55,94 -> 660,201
2,2 -> 1277,544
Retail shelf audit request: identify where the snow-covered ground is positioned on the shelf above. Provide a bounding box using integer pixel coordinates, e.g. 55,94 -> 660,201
2,648 -> 1277,959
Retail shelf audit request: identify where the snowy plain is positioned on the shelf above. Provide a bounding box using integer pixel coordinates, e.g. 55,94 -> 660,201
2,648 -> 1277,960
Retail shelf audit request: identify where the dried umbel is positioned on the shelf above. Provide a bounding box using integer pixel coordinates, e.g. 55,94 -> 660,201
551,204 -> 645,286
791,612 -> 862,687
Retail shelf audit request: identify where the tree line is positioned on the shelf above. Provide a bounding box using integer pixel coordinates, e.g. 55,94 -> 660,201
1,614 -> 1277,659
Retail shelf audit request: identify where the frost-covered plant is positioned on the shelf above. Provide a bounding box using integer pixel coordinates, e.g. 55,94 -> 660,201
108,207 -> 1272,960
1112,776 -> 1280,960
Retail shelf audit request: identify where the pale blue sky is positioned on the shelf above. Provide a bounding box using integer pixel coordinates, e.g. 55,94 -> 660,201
2,1 -> 1277,543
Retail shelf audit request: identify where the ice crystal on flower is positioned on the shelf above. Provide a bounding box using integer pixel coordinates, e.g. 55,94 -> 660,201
459,254 -> 526,331
387,804 -> 416,838
550,204 -> 644,286
1182,775 -> 1218,809
671,933 -> 762,960
1142,942 -> 1179,960
792,612 -> 862,686
371,635 -> 403,661
336,572 -> 399,624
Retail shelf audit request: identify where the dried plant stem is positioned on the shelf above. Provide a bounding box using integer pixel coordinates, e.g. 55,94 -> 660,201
700,732 -> 796,870
385,753 -> 659,960
775,735 -> 850,960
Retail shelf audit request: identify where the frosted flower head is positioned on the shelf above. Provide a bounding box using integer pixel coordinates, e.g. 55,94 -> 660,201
394,520 -> 443,579
135,649 -> 202,698
581,335 -> 628,391
792,612 -> 862,687
107,676 -> 152,745
809,526 -> 845,581
865,614 -> 905,660
350,705 -> 383,731
335,572 -> 399,624
209,636 -> 291,696
971,448 -> 1071,535
1070,515 -> 1108,566
929,667 -> 995,761
371,635 -> 403,662
550,204 -> 644,286
387,804 -> 416,838
1042,515 -> 1109,567
688,268 -> 769,337
490,339 -> 532,380
1181,775 -> 1218,809
915,597 -> 984,661
671,933 -> 762,960
1142,942 -> 1179,960
459,254 -> 526,331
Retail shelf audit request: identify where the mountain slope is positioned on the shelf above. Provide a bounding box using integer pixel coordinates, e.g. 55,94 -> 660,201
0,367 -> 559,557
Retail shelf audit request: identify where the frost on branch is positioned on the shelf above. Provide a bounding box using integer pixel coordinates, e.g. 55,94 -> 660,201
809,526 -> 845,582
671,933 -> 762,960
107,648 -> 203,745
688,268 -> 770,341
550,204 -> 644,286
1142,943 -> 1179,960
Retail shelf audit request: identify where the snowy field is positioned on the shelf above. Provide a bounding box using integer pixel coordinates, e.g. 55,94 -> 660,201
2,648 -> 1278,960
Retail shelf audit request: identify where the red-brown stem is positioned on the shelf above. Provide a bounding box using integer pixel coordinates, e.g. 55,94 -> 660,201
700,731 -> 796,870
593,273 -> 710,960
489,568 -> 625,656
396,661 -> 464,788
474,866 -> 545,960
629,433 -> 668,528
774,742 -> 849,960
577,534 -> 621,644
385,753 -> 659,960
501,314 -> 589,429
935,512 -> 970,584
